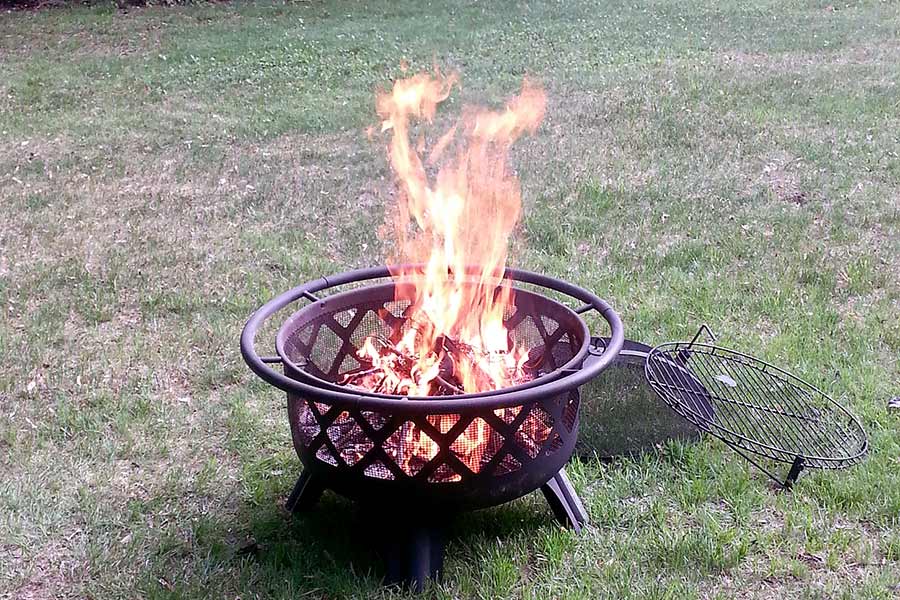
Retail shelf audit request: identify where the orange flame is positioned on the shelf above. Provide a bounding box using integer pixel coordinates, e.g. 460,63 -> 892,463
351,71 -> 546,474
376,70 -> 544,387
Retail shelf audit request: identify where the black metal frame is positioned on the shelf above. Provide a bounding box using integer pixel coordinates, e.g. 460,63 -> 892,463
240,266 -> 624,590
645,324 -> 868,489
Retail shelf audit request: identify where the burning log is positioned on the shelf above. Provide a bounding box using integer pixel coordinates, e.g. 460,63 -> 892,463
339,334 -> 543,397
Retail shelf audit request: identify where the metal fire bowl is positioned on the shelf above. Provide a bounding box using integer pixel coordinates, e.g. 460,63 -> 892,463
241,266 -> 624,510
275,282 -> 592,400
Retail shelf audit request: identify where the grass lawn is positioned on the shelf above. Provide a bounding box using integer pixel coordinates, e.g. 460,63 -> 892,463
2,0 -> 899,598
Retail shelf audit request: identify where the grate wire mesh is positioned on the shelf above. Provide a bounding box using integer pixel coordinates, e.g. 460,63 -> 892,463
645,343 -> 867,469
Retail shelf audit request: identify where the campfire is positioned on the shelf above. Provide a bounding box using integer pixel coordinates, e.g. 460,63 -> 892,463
332,72 -> 549,474
241,69 -> 626,591
346,71 -> 546,399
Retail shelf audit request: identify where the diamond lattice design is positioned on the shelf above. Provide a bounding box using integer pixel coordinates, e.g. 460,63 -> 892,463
297,323 -> 314,346
310,325 -> 342,373
333,308 -> 357,328
385,422 -> 439,476
451,417 -> 501,472
315,445 -> 339,466
495,453 -> 522,476
338,354 -> 361,375
428,462 -> 462,483
515,406 -> 554,458
562,393 -> 579,432
326,416 -> 372,466
349,310 -> 390,347
494,406 -> 521,424
547,431 -> 564,454
364,460 -> 395,480
428,414 -> 459,434
540,314 -> 559,338
361,410 -> 388,431
384,300 -> 409,318
295,401 -> 321,445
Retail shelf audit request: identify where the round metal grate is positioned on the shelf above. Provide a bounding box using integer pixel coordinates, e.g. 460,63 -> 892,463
645,335 -> 867,485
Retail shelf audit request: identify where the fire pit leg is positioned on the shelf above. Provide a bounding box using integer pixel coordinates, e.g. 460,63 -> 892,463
541,468 -> 588,532
285,469 -> 324,513
382,519 -> 445,592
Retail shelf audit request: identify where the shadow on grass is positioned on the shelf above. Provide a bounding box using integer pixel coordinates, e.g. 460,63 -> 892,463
576,340 -> 702,461
139,367 -> 708,598
143,478 -> 555,599
145,337 -> 710,598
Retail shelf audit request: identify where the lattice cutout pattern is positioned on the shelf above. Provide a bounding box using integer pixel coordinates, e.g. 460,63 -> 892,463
283,289 -> 585,484
292,397 -> 576,483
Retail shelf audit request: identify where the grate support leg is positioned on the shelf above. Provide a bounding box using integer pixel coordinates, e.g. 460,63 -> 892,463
725,443 -> 810,491
285,469 -> 325,513
541,468 -> 588,532
783,456 -> 805,489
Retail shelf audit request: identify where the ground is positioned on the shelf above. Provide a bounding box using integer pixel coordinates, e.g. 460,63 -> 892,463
1,1 -> 899,598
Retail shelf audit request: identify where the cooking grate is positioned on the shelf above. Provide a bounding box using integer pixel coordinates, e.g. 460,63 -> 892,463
645,325 -> 868,487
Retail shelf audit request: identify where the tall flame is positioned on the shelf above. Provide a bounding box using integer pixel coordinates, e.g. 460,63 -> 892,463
341,71 -> 546,476
372,71 -> 546,396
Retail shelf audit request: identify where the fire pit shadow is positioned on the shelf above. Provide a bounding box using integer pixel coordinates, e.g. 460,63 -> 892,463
229,493 -> 383,596
229,488 -> 569,597
576,338 -> 701,460
137,491 -> 385,598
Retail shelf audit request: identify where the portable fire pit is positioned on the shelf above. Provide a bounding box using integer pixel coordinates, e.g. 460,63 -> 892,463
241,265 -> 624,589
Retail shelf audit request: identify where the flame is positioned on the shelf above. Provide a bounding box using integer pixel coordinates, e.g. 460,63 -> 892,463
345,71 -> 547,475
376,70 -> 545,391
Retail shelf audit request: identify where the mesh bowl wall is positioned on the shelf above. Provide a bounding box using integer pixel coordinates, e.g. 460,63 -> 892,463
275,282 -> 587,508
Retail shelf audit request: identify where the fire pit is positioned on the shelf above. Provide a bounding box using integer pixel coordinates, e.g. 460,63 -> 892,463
236,66 -> 869,591
241,70 -> 625,589
240,266 -> 623,588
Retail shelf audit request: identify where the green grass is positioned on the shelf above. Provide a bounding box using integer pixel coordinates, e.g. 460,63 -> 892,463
1,0 -> 899,598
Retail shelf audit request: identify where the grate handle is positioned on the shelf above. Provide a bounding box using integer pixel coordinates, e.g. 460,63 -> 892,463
676,323 -> 717,364
688,323 -> 717,348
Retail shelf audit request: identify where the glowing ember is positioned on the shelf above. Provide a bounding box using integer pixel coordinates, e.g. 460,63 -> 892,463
340,70 -> 549,475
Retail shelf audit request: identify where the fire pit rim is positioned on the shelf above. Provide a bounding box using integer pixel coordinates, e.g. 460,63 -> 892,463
241,265 -> 625,413
274,280 -> 592,400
